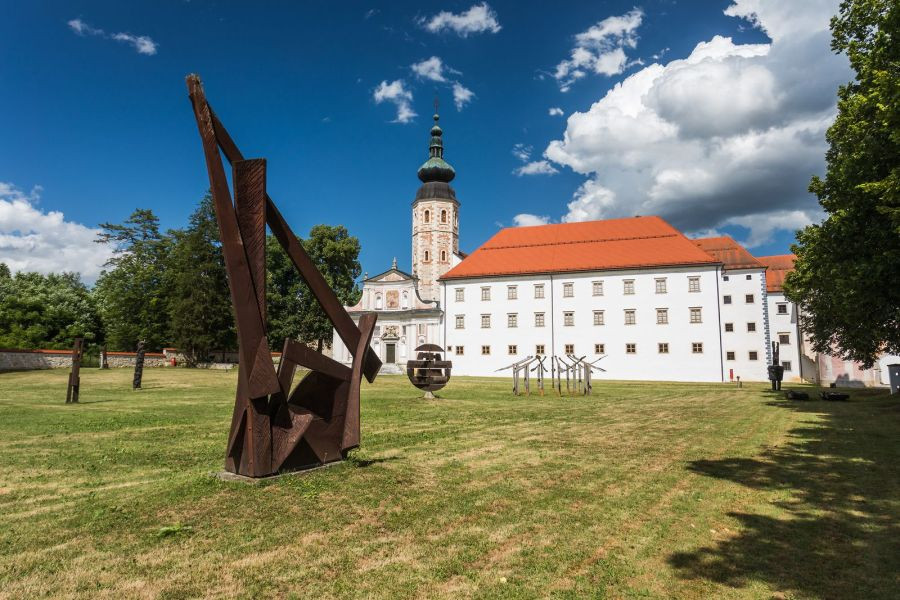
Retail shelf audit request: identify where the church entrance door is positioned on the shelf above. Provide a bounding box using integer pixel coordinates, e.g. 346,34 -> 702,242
386,343 -> 396,364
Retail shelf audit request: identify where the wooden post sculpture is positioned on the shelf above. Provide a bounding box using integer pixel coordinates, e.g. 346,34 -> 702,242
100,345 -> 109,369
406,344 -> 452,399
187,74 -> 381,477
133,340 -> 146,390
66,338 -> 84,404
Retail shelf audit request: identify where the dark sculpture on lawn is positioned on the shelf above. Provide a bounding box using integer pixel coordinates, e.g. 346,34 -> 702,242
65,337 -> 83,404
768,341 -> 784,391
406,344 -> 451,398
187,74 -> 381,478
133,340 -> 146,390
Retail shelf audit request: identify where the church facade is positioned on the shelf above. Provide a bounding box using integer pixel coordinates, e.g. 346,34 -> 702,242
334,111 -> 824,383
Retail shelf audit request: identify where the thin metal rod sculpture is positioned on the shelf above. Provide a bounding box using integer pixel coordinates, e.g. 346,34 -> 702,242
133,340 -> 145,390
66,338 -> 83,404
187,74 -> 381,477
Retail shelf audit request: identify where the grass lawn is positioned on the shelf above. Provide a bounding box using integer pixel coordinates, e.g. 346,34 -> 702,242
0,369 -> 898,599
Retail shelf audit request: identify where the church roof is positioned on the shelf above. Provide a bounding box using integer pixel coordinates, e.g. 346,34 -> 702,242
692,236 -> 764,270
756,254 -> 796,292
440,216 -> 718,280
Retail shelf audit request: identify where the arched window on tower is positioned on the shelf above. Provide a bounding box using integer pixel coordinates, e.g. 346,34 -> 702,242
424,209 -> 430,223
441,209 -> 447,223
424,250 -> 430,262
441,250 -> 447,262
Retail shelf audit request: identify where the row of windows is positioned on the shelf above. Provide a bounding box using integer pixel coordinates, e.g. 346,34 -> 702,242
422,249 -> 449,262
722,274 -> 755,281
723,294 -> 756,304
449,342 -> 707,356
419,208 -> 453,224
454,307 -> 703,329
455,276 -> 702,302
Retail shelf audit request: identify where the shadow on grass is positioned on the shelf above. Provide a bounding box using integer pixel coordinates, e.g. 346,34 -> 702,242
669,392 -> 900,599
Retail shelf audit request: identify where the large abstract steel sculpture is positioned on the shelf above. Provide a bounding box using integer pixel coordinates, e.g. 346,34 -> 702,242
187,74 -> 381,477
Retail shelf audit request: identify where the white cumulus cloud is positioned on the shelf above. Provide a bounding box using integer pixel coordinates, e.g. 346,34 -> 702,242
374,79 -> 416,123
514,161 -> 559,177
411,56 -> 448,82
549,107 -> 564,116
420,2 -> 501,37
452,82 -> 475,110
554,8 -> 643,92
67,18 -> 157,55
513,214 -> 552,227
537,0 -> 849,248
0,183 -> 114,283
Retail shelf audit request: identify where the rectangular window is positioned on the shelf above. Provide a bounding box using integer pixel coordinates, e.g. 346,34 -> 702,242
688,277 -> 700,292
535,312 -> 545,327
658,342 -> 669,354
656,308 -> 668,324
593,310 -> 605,326
563,311 -> 574,326
455,346 -> 464,356
749,351 -> 759,360
723,295 -> 732,304
782,360 -> 792,371
564,344 -> 574,354
779,333 -> 790,344
625,309 -> 636,325
726,351 -> 735,360
690,307 -> 702,324
624,279 -> 635,295
655,278 -> 667,294
535,344 -> 545,355
747,322 -> 757,332
507,313 -> 518,328
455,315 -> 464,329
455,288 -> 464,302
745,293 -> 755,304
595,343 -> 605,354
725,322 -> 734,332
417,323 -> 426,335
692,342 -> 703,354
746,274 -> 752,280
481,287 -> 491,301
534,284 -> 545,299
592,281 -> 604,296
508,344 -> 517,355
481,345 -> 491,355
507,285 -> 517,300
563,282 -> 574,297
626,343 -> 637,354
723,275 -> 730,281
777,303 -> 788,315
481,314 -> 491,328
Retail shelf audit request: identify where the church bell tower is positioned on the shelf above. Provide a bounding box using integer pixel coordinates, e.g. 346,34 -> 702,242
411,110 -> 459,302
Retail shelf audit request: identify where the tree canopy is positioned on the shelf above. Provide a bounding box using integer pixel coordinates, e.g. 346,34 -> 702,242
785,0 -> 899,367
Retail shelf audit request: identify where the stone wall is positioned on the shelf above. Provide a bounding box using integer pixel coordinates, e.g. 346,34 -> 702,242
106,352 -> 168,368
0,349 -> 74,372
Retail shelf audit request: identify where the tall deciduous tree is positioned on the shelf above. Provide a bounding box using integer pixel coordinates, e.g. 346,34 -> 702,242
93,209 -> 172,351
786,0 -> 899,367
0,269 -> 101,349
266,225 -> 362,351
166,194 -> 235,366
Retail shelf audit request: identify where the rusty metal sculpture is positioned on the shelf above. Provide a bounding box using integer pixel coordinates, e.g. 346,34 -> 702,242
187,74 -> 381,478
133,340 -> 145,390
406,344 -> 451,398
66,337 -> 84,404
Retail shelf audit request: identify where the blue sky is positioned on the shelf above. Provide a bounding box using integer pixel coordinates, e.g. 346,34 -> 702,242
0,1 -> 848,283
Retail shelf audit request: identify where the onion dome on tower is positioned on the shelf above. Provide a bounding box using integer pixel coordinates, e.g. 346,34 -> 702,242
415,113 -> 457,202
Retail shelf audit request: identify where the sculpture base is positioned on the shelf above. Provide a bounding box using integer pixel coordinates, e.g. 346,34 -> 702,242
423,391 -> 435,400
212,461 -> 342,484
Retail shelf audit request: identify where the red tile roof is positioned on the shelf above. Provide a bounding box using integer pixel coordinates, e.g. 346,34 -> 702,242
756,254 -> 796,292
440,216 -> 719,280
693,236 -> 764,270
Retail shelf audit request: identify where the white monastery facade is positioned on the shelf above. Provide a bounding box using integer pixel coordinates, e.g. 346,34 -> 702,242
333,110 -> 870,384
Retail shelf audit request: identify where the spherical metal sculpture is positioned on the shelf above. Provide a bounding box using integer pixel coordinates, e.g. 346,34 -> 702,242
406,344 -> 452,398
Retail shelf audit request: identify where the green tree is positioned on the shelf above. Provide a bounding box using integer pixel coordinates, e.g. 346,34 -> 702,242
0,270 -> 101,349
785,0 -> 900,367
266,225 -> 362,351
93,209 -> 172,351
166,194 -> 236,366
